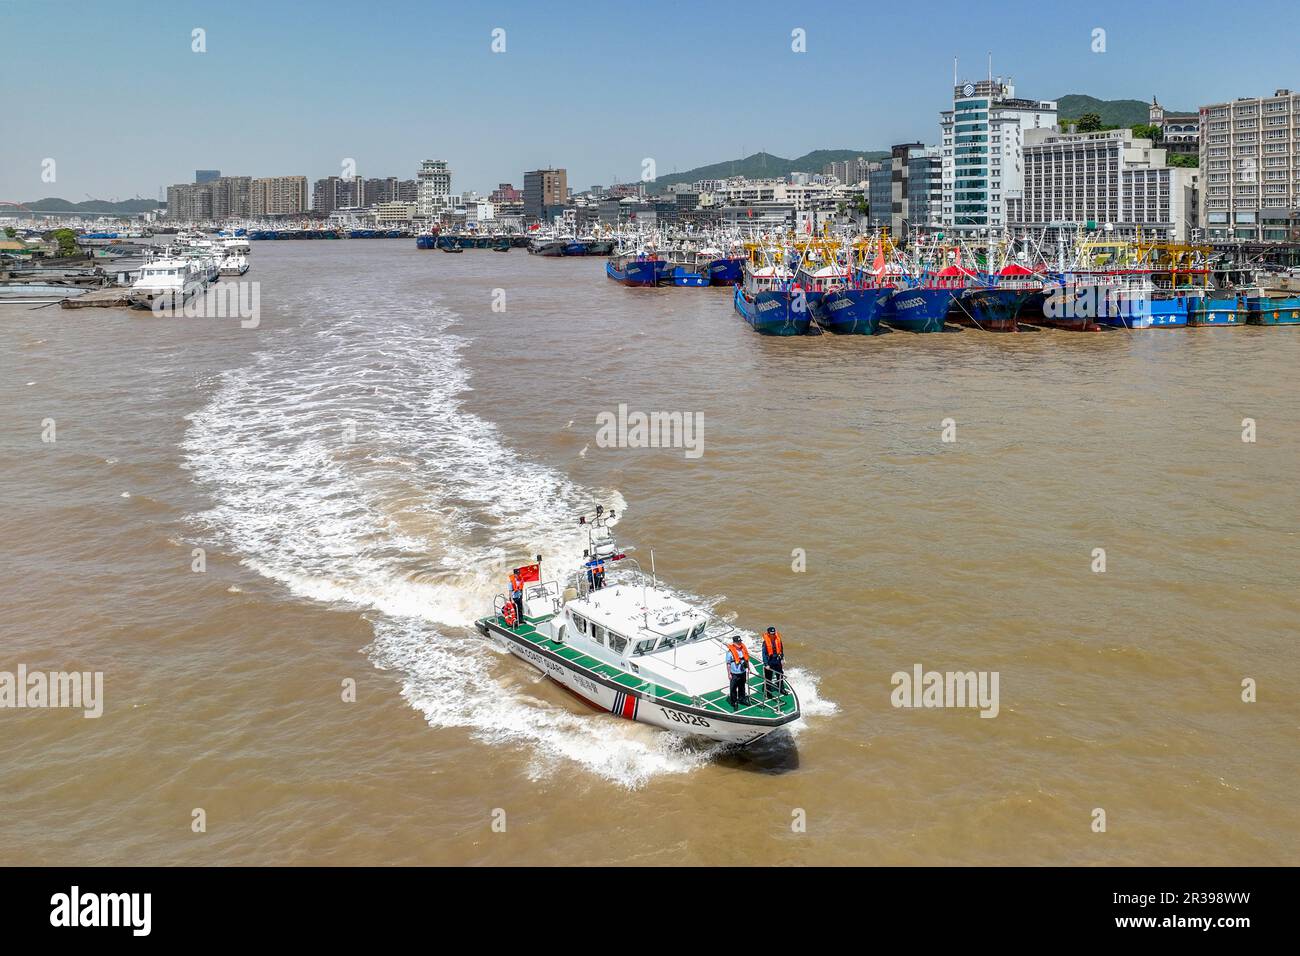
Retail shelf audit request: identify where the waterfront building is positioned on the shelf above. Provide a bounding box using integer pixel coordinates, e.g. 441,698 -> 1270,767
940,78 -> 1057,235
1007,128 -> 1199,241
868,143 -> 942,236
166,182 -> 212,220
867,162 -> 890,230
489,183 -> 521,204
250,175 -> 309,216
524,168 -> 567,221
396,179 -> 418,203
364,177 -> 400,205
313,176 -> 342,215
719,203 -> 796,229
195,169 -> 220,184
210,176 -> 251,219
374,201 -> 417,224
1149,97 -> 1200,159
1199,89 -> 1300,241
416,159 -> 452,218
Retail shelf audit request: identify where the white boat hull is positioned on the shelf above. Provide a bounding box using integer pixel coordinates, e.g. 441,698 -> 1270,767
481,617 -> 790,745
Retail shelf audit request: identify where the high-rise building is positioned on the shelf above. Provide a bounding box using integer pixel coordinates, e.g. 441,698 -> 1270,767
869,143 -> 941,235
1007,128 -> 1199,241
313,176 -> 342,215
523,168 -> 567,220
822,157 -> 872,185
195,169 -> 221,184
210,176 -> 251,219
940,77 -> 1056,234
166,183 -> 213,220
416,159 -> 451,217
250,176 -> 308,216
396,179 -> 418,203
365,177 -> 399,205
1199,89 -> 1300,241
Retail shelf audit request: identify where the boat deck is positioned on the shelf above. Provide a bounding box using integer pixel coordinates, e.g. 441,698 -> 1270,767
485,613 -> 799,720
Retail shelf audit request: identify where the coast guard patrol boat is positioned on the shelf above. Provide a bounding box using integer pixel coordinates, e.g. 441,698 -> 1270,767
476,506 -> 800,745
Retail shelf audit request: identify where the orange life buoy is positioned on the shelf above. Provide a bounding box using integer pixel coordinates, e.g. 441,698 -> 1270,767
502,600 -> 518,627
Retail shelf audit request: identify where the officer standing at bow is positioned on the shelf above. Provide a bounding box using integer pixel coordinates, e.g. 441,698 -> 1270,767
761,626 -> 785,699
726,637 -> 752,710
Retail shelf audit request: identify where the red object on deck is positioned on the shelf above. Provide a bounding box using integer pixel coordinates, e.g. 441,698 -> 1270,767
515,563 -> 540,583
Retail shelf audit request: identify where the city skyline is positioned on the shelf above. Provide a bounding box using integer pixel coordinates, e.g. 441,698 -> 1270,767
2,0 -> 1296,202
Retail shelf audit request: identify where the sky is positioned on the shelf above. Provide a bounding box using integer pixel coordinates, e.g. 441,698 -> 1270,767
0,0 -> 1293,203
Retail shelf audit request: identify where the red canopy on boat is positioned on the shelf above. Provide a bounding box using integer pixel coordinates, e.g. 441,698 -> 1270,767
999,263 -> 1036,276
936,264 -> 977,277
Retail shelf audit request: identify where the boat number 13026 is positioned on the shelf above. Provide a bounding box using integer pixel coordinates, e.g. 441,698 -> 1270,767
660,708 -> 709,728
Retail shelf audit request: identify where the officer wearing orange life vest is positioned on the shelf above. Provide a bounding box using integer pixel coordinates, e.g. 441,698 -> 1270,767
761,627 -> 785,699
726,638 -> 752,710
508,570 -> 524,625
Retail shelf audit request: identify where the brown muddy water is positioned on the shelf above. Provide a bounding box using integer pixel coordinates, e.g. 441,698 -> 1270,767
1,240 -> 1297,865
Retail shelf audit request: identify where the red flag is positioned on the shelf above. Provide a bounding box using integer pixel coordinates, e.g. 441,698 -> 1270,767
515,563 -> 540,583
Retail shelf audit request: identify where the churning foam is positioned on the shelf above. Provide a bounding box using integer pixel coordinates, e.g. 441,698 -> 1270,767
183,289 -> 829,787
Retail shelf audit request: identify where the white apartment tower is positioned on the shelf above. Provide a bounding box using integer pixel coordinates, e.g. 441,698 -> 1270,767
416,159 -> 451,217
940,77 -> 1056,235
1199,89 -> 1300,241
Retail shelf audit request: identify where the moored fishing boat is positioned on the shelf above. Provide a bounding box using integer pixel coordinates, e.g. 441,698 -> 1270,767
474,506 -> 801,745
699,244 -> 746,286
671,266 -> 710,287
952,263 -> 1040,332
605,249 -> 667,286
734,262 -> 811,336
1188,294 -> 1246,327
1246,294 -> 1300,325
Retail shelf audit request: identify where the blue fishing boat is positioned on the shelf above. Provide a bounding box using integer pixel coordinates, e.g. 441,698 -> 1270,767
887,265 -> 964,333
562,240 -> 588,256
606,252 -> 667,286
816,286 -> 891,334
952,264 -> 1040,332
671,267 -> 710,287
416,234 -> 436,249
1246,295 -> 1300,325
1188,294 -> 1246,327
734,264 -> 812,335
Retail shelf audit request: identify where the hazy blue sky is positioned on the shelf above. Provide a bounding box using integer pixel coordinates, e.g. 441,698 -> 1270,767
0,0 -> 1291,202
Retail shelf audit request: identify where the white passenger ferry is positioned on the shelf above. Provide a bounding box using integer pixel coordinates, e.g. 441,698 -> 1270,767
475,506 -> 800,745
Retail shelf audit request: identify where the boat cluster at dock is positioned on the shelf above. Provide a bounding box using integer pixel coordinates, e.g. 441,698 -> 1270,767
601,229 -> 1300,335
126,231 -> 251,309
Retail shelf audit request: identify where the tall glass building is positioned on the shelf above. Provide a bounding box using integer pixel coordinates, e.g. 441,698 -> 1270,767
939,79 -> 1056,235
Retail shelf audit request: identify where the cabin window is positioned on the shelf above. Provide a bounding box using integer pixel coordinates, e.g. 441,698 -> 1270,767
633,638 -> 657,656
690,623 -> 706,641
591,625 -> 605,646
572,614 -> 587,635
607,631 -> 628,655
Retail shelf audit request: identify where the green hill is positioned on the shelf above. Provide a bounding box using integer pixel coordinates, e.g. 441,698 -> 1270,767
17,197 -> 161,215
1055,94 -> 1190,128
647,149 -> 888,193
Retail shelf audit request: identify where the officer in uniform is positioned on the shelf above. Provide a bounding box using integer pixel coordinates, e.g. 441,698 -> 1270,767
726,638 -> 752,710
509,570 -> 524,624
761,626 -> 785,699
